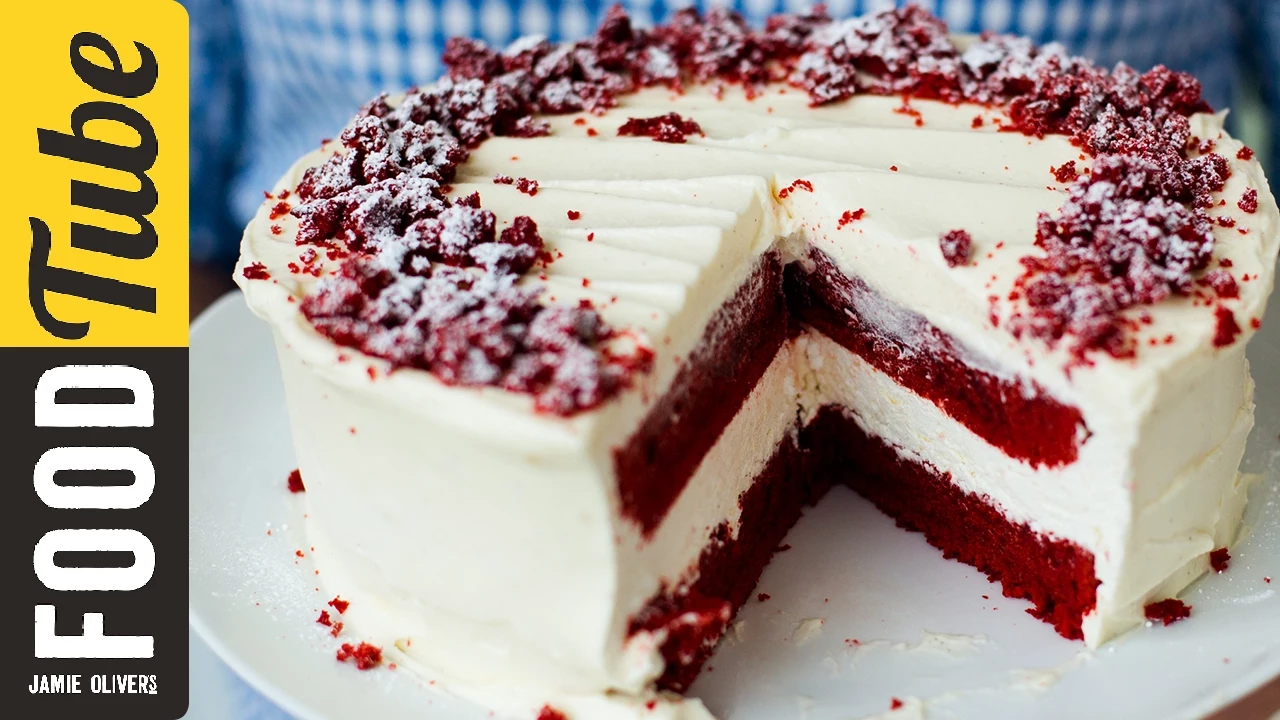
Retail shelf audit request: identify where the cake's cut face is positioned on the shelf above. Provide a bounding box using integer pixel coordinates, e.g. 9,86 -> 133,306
234,6 -> 1278,719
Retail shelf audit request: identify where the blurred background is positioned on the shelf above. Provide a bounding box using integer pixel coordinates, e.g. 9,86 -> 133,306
185,0 -> 1279,319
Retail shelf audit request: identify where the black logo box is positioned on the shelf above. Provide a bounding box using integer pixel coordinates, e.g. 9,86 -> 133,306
0,346 -> 187,718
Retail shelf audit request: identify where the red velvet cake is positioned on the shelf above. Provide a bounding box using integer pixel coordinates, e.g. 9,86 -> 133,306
234,6 -> 1278,718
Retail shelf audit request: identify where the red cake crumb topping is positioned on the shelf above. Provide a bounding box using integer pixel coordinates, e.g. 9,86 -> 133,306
1213,306 -> 1241,347
890,698 -> 904,711
286,468 -> 305,493
1239,188 -> 1258,213
536,705 -> 568,720
617,112 -> 704,143
270,201 -> 292,220
1217,215 -> 1237,228
757,592 -> 771,602
939,229 -> 973,267
242,262 -> 271,280
1209,547 -> 1230,573
279,4 -> 1235,412
493,174 -> 514,185
1237,146 -> 1254,161
1051,161 -> 1079,183
972,116 -> 984,128
317,610 -> 332,627
1144,598 -> 1192,626
515,177 -> 539,196
1252,317 -> 1262,329
328,596 -> 350,614
566,210 -> 581,220
336,642 -> 382,670
838,208 -> 866,228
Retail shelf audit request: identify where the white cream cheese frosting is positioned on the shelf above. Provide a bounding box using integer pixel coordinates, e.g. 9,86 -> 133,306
235,81 -> 1278,719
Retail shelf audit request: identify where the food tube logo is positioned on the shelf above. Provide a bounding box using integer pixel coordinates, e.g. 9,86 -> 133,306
2,2 -> 188,716
30,32 -> 161,341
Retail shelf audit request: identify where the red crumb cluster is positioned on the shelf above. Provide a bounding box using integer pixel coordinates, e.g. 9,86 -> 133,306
287,85 -> 652,414
1209,547 -> 1230,573
1239,188 -> 1258,213
1144,598 -> 1192,626
837,208 -> 866,228
536,705 -> 569,720
890,698 -> 905,710
617,112 -> 704,143
1213,306 -> 1241,347
242,262 -> 270,280
261,4 -> 1249,403
316,610 -> 343,637
939,229 -> 973,267
336,642 -> 382,670
1051,161 -> 1079,183
328,596 -> 350,614
286,468 -> 305,493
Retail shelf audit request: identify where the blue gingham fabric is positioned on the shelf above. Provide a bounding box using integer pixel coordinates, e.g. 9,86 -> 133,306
182,2 -> 1272,717
186,0 -> 1277,268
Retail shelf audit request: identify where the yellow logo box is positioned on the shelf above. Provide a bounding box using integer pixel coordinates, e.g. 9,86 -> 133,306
0,1 -> 188,347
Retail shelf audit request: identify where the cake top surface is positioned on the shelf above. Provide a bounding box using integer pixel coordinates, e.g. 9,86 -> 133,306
236,4 -> 1277,423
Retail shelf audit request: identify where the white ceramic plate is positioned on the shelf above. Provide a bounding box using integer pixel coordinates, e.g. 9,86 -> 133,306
190,290 -> 1280,720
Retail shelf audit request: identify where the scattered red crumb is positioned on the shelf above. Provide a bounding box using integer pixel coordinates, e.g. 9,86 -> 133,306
617,112 -> 703,143
1217,215 -> 1237,228
328,596 -> 350,614
1213,306 -> 1241,347
269,201 -> 292,219
890,698 -> 904,711
939,229 -> 973,267
889,165 -> 898,172
286,469 -> 305,493
645,700 -> 657,710
894,99 -> 924,126
493,174 -> 514,185
317,610 -> 332,627
1145,598 -> 1192,626
331,622 -> 343,637
757,593 -> 771,602
535,706 -> 569,720
573,117 -> 586,126
581,278 -> 591,288
587,127 -> 599,137
1209,548 -> 1230,573
1051,161 -> 1079,183
1251,317 -> 1262,329
270,224 -> 283,235
242,262 -> 271,280
837,208 -> 866,228
335,642 -> 382,670
971,116 -> 984,128
1266,577 -> 1272,584
1238,188 -> 1259,213
1237,146 -> 1254,160
366,366 -> 377,380
295,550 -> 304,558
586,232 -> 594,241
1201,269 -> 1239,299
567,210 -> 581,220
777,179 -> 814,198
515,177 -> 539,196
